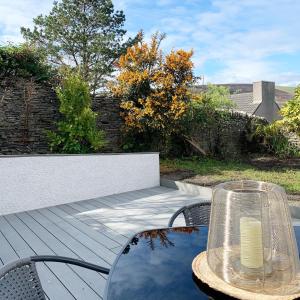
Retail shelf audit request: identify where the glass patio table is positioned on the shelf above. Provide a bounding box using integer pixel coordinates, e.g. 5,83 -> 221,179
104,225 -> 300,300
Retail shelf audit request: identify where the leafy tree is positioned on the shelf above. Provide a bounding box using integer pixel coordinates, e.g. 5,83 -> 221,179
200,83 -> 235,110
21,0 -> 138,93
48,71 -> 106,153
0,43 -> 53,81
109,32 -> 194,136
187,84 -> 235,122
278,85 -> 300,136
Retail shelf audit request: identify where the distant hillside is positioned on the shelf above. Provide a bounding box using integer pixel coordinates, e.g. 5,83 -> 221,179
276,86 -> 295,95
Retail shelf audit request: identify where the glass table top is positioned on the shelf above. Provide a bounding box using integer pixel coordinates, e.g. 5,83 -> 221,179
104,226 -> 300,300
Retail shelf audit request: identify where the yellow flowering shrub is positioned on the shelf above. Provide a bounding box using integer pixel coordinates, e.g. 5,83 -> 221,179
109,33 -> 194,134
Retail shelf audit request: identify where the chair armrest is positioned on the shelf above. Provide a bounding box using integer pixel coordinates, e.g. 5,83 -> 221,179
31,255 -> 110,274
168,206 -> 186,227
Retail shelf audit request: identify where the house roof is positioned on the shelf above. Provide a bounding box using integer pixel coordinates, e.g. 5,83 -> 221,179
229,92 -> 260,114
191,84 -> 293,109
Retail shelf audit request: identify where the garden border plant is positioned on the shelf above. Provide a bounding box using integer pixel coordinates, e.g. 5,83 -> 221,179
109,32 -> 196,156
48,71 -> 106,153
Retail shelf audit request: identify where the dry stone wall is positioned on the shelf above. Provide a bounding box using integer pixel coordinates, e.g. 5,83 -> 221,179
0,77 -> 122,154
186,111 -> 267,159
0,76 -> 271,157
93,94 -> 123,152
0,77 -> 59,154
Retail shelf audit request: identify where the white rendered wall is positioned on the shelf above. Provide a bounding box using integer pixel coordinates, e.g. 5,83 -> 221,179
0,153 -> 159,216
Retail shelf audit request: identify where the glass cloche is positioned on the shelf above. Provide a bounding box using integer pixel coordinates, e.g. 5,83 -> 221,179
207,180 -> 300,296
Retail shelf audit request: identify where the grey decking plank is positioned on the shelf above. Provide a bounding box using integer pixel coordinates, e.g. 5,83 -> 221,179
66,203 -> 106,230
29,210 -> 109,283
66,201 -> 132,238
79,195 -> 164,235
29,210 -> 111,268
0,230 -> 18,264
90,191 -> 171,212
83,194 -> 159,214
81,198 -> 170,221
0,216 -> 34,258
124,189 -> 201,210
18,212 -> 106,298
0,187 -> 199,300
48,206 -> 119,250
0,216 -> 75,300
38,208 -> 116,264
61,204 -> 128,245
4,214 -> 101,300
57,205 -> 127,249
110,246 -> 123,255
104,192 -> 165,212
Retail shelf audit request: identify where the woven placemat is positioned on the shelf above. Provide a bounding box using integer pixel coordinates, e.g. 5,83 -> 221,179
192,251 -> 300,300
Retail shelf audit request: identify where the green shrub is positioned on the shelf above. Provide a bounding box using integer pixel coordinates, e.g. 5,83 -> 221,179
255,123 -> 299,158
120,84 -> 236,157
48,71 -> 106,153
0,43 -> 53,81
278,85 -> 300,136
199,83 -> 235,110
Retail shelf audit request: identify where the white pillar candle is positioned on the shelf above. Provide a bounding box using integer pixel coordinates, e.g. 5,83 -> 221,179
240,217 -> 263,269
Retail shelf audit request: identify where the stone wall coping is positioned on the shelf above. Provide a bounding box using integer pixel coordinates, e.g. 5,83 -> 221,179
0,152 -> 159,158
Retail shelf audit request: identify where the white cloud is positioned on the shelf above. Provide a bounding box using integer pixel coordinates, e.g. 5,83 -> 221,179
0,0 -> 53,44
158,0 -> 300,86
0,0 -> 299,86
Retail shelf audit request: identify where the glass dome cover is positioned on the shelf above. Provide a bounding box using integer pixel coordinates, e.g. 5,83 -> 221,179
207,180 -> 300,296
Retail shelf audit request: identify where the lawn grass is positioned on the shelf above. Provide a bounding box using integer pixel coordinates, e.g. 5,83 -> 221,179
161,158 -> 300,194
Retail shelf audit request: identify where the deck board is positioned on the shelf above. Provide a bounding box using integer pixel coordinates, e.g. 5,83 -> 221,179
17,211 -> 106,298
5,214 -> 102,300
0,186 -> 205,299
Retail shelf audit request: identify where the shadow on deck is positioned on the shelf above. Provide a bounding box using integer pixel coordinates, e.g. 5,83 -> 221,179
0,186 -> 208,299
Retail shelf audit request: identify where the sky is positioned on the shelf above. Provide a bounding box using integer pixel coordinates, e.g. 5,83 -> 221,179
0,0 -> 299,86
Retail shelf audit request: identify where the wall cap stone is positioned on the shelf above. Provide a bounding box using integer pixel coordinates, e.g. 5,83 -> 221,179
0,152 -> 159,158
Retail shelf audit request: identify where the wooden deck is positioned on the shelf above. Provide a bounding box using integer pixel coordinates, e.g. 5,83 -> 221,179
0,186 -> 209,300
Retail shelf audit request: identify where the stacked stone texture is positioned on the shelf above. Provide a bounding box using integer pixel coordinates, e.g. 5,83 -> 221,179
93,94 -> 123,152
187,111 -> 267,159
0,77 -> 60,154
0,76 -> 274,157
0,77 -> 122,154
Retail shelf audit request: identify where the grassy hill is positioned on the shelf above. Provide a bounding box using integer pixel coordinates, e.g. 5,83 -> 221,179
276,86 -> 295,95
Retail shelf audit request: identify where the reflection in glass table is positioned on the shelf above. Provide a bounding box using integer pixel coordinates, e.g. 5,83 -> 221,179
104,226 -> 300,299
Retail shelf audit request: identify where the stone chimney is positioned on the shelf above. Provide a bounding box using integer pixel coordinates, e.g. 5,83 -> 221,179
253,81 -> 275,104
252,81 -> 277,122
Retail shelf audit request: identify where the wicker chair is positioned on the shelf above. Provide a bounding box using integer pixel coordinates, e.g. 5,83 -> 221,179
0,255 -> 110,300
168,202 -> 211,227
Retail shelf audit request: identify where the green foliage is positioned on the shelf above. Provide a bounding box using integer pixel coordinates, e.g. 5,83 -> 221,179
48,72 -> 106,153
121,129 -> 186,158
21,0 -> 139,93
253,86 -> 300,158
255,123 -> 299,158
121,84 -> 235,158
0,44 -> 53,81
200,83 -> 235,110
278,85 -> 300,136
182,84 -> 235,137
